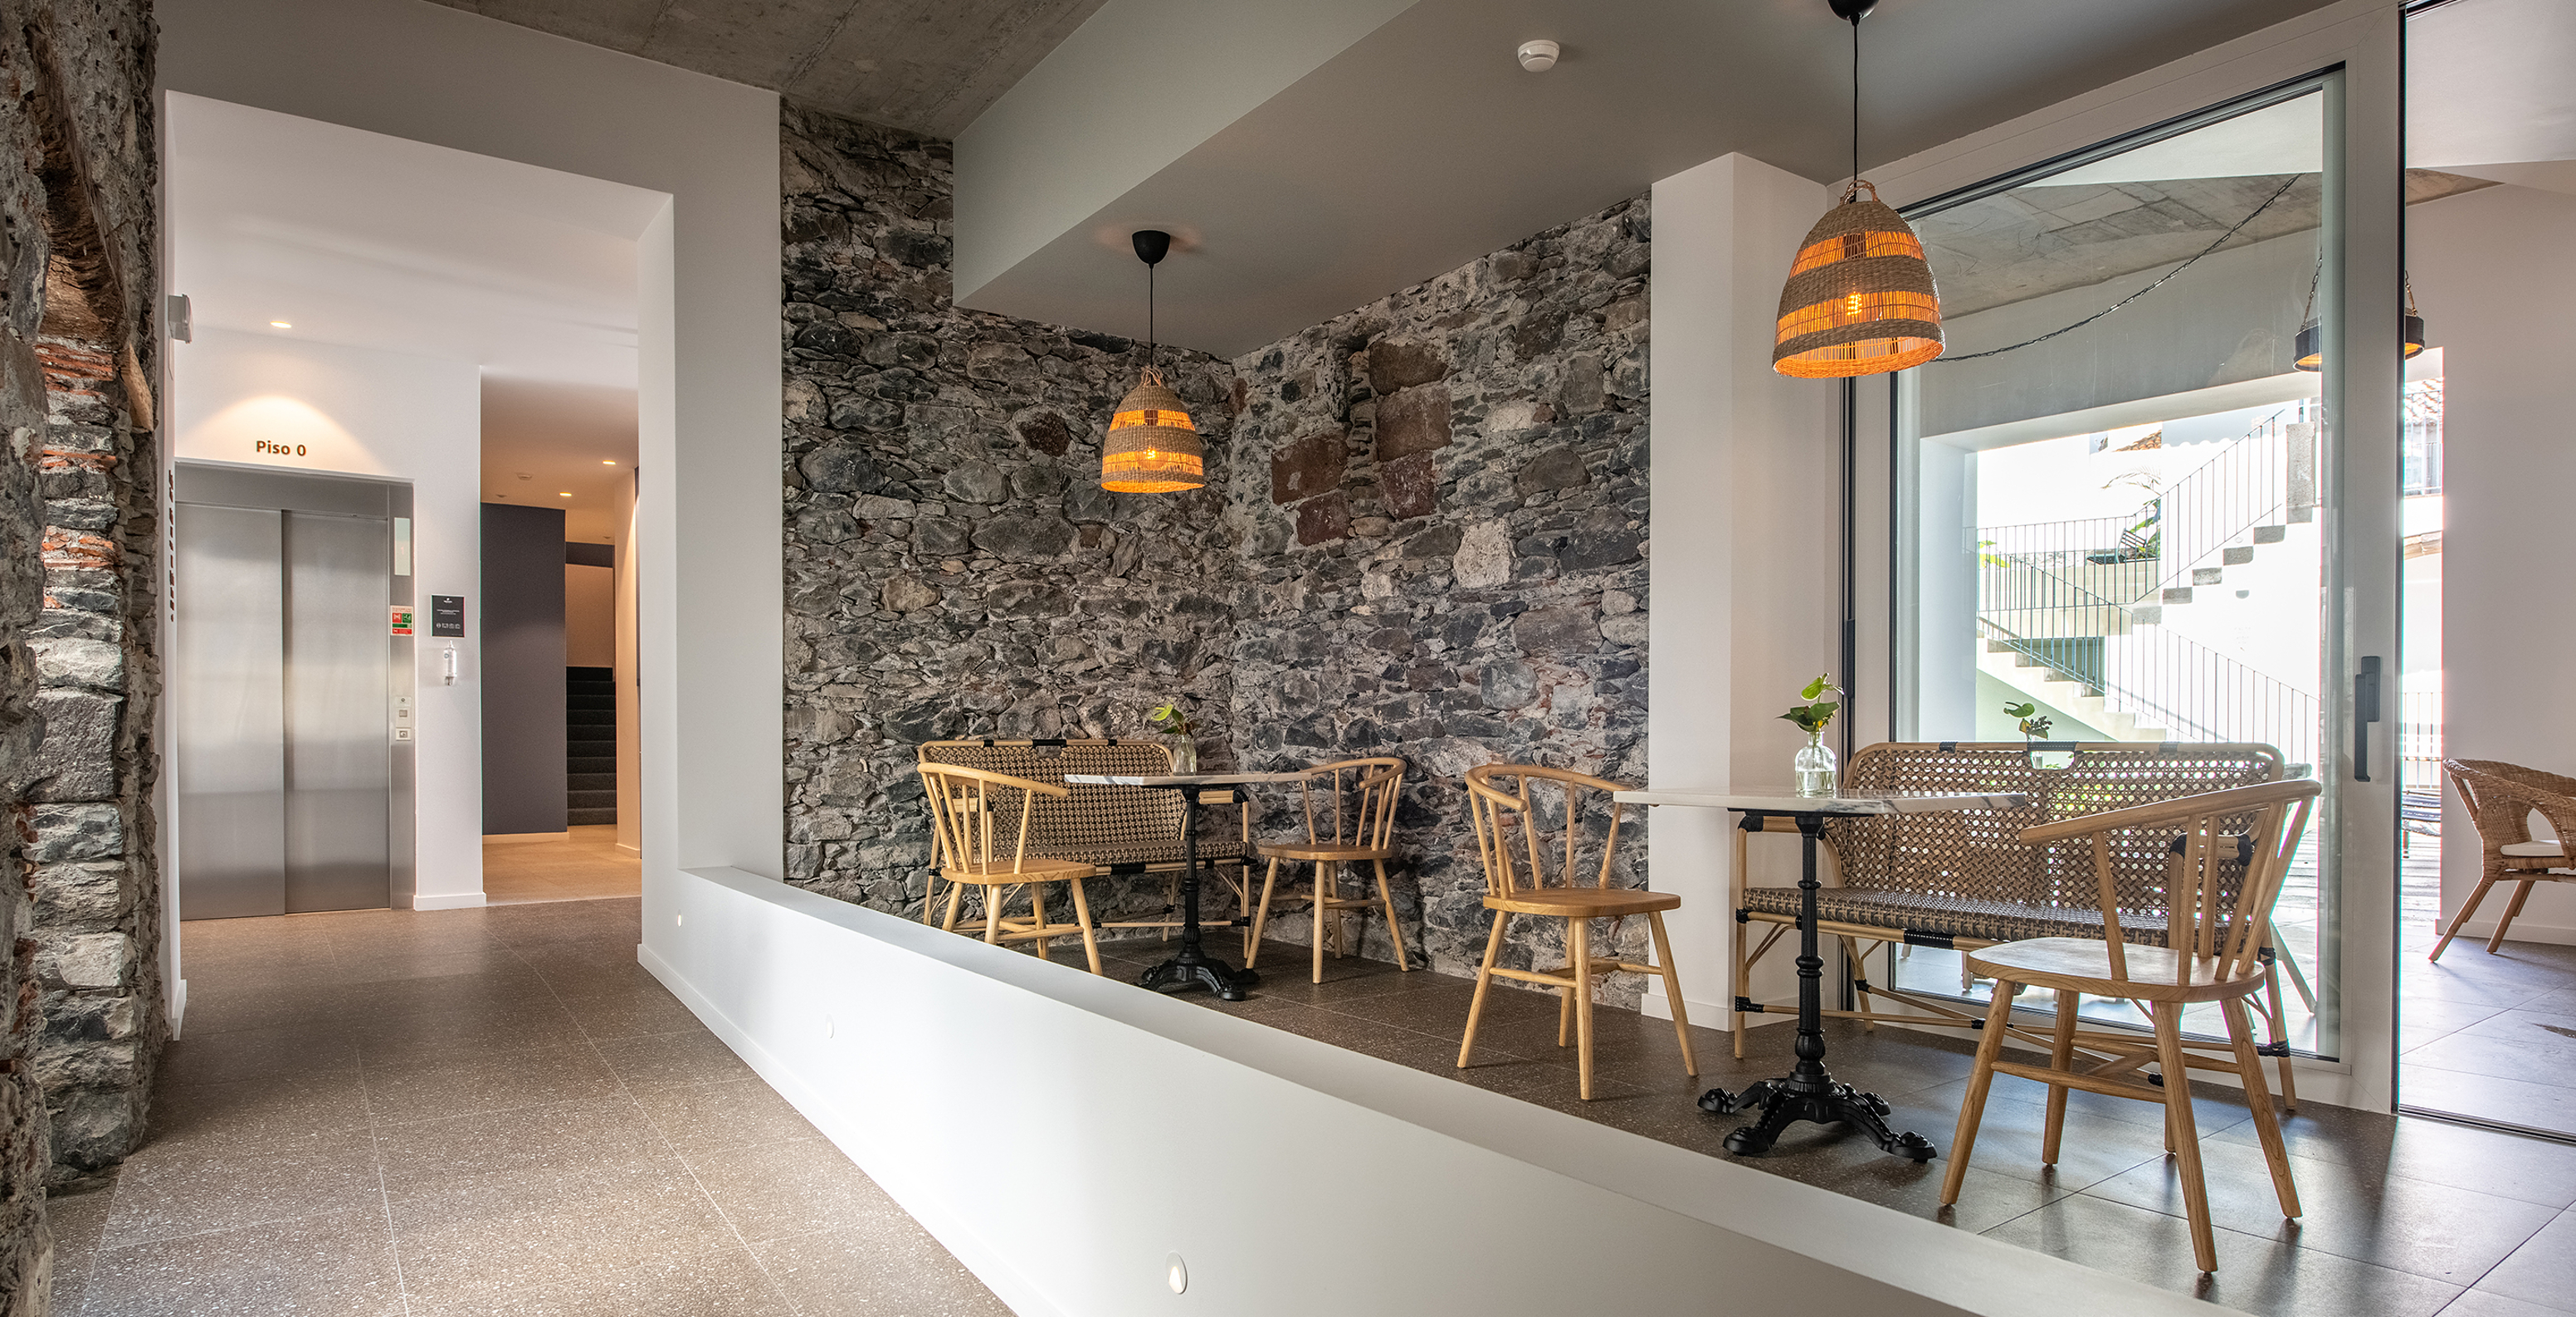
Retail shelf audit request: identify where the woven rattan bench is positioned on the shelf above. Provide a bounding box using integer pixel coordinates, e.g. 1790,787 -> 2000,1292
916,739 -> 1254,942
1733,741 -> 2309,1105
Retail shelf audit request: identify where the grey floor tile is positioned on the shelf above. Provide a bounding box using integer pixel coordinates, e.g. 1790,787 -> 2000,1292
142,1074 -> 373,1154
1933,1087 -> 2169,1193
388,1166 -> 738,1305
590,1029 -> 758,1089
100,1129 -> 385,1251
354,993 -> 591,1065
155,1027 -> 361,1089
2081,1137 -> 2557,1284
401,1245 -> 793,1317
1985,1193 -> 2462,1317
2442,1289 -> 2576,1317
555,983 -> 705,1040
755,1226 -> 1013,1317
2212,1106 -> 2576,1210
2408,1028 -> 2576,1085
629,1076 -> 819,1154
46,1183 -> 115,1280
362,1042 -> 623,1125
374,1095 -> 671,1199
80,1206 -> 407,1317
679,1134 -> 900,1246
2474,1212 -> 2576,1311
2402,1066 -> 2576,1136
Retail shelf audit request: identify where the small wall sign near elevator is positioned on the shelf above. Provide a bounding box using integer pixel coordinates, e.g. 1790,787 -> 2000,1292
388,607 -> 414,637
430,595 -> 465,637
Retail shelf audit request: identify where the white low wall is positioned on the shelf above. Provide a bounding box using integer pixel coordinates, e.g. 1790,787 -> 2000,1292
645,866 -> 2224,1317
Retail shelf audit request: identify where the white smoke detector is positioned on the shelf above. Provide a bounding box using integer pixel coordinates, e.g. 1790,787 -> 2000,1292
1517,39 -> 1559,72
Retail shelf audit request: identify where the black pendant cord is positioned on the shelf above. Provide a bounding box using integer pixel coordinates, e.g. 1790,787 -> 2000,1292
1936,172 -> 2303,363
1147,261 -> 1156,374
1850,16 -> 1861,198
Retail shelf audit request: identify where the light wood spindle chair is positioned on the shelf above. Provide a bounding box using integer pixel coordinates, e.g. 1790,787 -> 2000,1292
1457,764 -> 1695,1100
1941,778 -> 2320,1274
1248,757 -> 1411,983
2430,759 -> 2576,960
916,763 -> 1105,974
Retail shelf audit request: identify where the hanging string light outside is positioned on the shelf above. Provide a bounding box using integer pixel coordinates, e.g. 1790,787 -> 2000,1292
1772,0 -> 1944,379
1100,229 -> 1206,492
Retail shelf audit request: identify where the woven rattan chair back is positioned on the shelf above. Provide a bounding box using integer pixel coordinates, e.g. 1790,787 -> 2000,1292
1295,757 -> 1406,850
920,739 -> 1179,859
1464,763 -> 1631,900
2018,779 -> 2320,988
2445,759 -> 2576,856
915,762 -> 1070,876
1822,742 -> 2283,939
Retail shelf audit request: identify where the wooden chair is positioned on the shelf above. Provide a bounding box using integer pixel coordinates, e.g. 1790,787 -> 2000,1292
1248,757 -> 1411,983
2431,759 -> 2576,961
917,763 -> 1104,974
1942,778 -> 2320,1274
1456,764 -> 1695,1100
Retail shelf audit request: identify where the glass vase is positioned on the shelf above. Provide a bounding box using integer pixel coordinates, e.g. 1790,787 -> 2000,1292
1793,730 -> 1838,798
1168,738 -> 1199,775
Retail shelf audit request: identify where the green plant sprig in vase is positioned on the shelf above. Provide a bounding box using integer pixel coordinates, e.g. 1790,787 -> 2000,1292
1782,673 -> 1842,797
1148,701 -> 1200,774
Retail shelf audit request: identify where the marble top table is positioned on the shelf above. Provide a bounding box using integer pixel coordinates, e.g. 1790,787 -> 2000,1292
1613,784 -> 2031,1161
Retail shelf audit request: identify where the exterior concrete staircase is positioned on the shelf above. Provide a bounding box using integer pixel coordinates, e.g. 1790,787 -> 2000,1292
1976,632 -> 2170,741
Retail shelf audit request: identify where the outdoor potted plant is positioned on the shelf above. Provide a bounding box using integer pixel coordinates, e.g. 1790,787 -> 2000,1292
2003,699 -> 2074,770
1781,674 -> 1842,797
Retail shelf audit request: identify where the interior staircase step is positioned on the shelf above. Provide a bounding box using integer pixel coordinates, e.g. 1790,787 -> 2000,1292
2222,546 -> 2255,566
568,790 -> 617,810
2253,525 -> 2287,544
569,773 -> 618,792
568,756 -> 617,774
568,807 -> 618,827
2193,567 -> 2224,585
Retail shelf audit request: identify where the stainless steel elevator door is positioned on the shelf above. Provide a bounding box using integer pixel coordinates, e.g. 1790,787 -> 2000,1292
174,505 -> 288,919
283,512 -> 393,912
175,500 -> 393,918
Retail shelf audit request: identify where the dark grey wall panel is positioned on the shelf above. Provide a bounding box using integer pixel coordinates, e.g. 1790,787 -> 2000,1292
481,503 -> 567,834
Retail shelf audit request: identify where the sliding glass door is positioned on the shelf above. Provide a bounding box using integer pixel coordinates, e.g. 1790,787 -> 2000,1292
1878,67 -> 2408,1077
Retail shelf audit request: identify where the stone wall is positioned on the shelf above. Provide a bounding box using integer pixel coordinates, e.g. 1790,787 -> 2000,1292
2,0 -> 163,1292
779,104 -> 1242,923
17,0 -> 162,1188
1222,198 -> 1652,995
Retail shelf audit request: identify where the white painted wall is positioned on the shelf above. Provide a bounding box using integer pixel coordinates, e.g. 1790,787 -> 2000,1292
650,865 -> 2214,1317
2411,181 -> 2576,944
1645,154 -> 1842,1031
169,329 -> 486,905
159,0 -> 785,917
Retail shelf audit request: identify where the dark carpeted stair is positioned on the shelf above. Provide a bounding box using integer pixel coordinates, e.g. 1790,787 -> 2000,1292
568,666 -> 617,825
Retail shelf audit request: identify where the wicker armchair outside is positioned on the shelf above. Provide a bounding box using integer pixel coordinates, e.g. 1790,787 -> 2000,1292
2432,758 -> 2576,961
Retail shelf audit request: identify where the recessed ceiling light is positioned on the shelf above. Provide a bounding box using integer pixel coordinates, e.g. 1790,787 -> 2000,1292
601,460 -> 617,466
558,491 -> 573,497
270,320 -> 293,329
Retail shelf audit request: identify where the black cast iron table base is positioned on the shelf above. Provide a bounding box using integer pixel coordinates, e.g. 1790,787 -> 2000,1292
1699,1076 -> 1934,1160
1135,779 -> 1259,1003
1700,809 -> 1934,1163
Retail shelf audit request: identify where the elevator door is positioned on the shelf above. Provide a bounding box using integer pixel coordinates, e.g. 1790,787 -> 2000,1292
177,502 -> 393,917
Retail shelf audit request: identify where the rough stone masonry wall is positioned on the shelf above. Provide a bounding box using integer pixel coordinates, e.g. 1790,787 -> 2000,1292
13,0 -> 161,1192
1223,198 -> 1651,998
2,0 -> 162,1293
779,105 -> 1242,924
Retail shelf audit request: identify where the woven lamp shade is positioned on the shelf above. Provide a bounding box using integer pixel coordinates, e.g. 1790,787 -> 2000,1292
1100,368 -> 1204,492
1773,183 -> 1944,378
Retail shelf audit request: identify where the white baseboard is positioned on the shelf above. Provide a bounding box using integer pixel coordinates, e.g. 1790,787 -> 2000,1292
412,891 -> 489,910
168,979 -> 187,1041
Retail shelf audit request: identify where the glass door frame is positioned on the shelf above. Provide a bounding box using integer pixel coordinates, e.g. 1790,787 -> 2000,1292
1847,6 -> 2408,1113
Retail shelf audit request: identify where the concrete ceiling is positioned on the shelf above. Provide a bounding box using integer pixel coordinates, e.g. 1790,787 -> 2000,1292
954,0 -> 2353,358
168,92 -> 655,541
420,0 -> 1106,137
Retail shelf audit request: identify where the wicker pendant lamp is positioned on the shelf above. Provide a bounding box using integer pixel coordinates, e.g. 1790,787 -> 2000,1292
1771,0 -> 1944,378
2293,265 -> 2427,372
1100,230 -> 1205,493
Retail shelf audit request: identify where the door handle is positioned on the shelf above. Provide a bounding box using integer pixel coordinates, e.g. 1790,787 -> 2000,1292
2354,656 -> 2383,783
